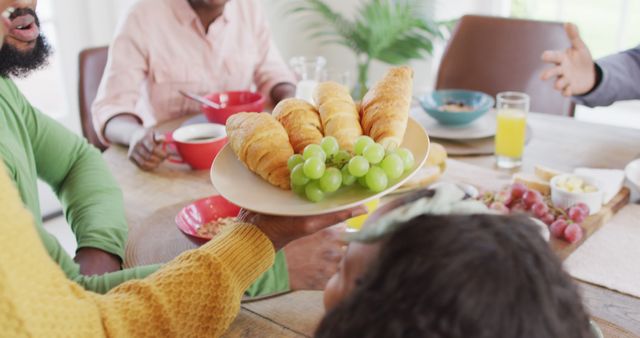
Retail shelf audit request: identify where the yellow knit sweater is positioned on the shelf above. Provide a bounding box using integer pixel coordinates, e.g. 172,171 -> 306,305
0,162 -> 275,337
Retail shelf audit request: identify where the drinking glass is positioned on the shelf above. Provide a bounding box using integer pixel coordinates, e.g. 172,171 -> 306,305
289,56 -> 327,104
494,92 -> 529,169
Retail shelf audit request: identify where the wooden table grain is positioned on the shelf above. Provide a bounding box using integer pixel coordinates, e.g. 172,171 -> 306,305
104,112 -> 640,337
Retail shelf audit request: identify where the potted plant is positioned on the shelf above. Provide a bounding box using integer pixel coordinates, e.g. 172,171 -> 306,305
291,0 -> 443,99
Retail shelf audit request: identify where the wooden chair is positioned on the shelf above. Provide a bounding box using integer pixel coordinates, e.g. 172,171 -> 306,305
436,15 -> 575,116
78,46 -> 109,151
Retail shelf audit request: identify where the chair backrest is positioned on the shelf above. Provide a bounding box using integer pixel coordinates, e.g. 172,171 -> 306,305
78,46 -> 109,151
436,15 -> 574,116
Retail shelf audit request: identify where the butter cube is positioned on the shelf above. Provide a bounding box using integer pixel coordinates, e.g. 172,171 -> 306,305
566,177 -> 584,191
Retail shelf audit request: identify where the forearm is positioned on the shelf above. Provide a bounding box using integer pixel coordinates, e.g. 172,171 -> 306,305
574,47 -> 640,107
75,247 -> 123,276
104,114 -> 145,146
93,223 -> 275,337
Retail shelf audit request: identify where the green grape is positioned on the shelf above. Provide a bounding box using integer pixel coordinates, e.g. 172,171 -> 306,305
363,143 -> 385,164
396,148 -> 415,171
305,181 -> 324,202
319,167 -> 342,193
357,176 -> 368,188
303,144 -> 326,161
348,156 -> 370,177
354,136 -> 374,155
341,165 -> 356,186
303,156 -> 325,179
290,163 -> 310,186
332,150 -> 351,168
291,182 -> 306,196
365,166 -> 388,192
320,136 -> 339,157
287,154 -> 304,171
380,154 -> 404,179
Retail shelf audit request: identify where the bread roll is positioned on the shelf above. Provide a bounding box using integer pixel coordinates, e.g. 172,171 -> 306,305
361,66 -> 413,150
313,81 -> 362,152
272,98 -> 323,154
226,113 -> 293,189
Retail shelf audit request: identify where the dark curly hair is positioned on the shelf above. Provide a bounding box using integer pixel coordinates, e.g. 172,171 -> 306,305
316,214 -> 592,338
0,8 -> 52,78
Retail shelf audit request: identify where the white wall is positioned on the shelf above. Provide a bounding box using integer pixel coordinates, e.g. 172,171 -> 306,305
51,0 -> 136,136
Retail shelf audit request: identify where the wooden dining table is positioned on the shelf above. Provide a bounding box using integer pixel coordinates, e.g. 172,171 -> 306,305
103,112 -> 640,337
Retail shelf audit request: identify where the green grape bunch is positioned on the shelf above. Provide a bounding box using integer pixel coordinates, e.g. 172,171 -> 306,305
288,136 -> 415,202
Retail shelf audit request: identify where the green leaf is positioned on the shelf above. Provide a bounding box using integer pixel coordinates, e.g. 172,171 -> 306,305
291,0 -> 440,66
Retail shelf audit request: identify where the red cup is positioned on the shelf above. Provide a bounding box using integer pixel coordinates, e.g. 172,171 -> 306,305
164,123 -> 227,170
201,91 -> 265,124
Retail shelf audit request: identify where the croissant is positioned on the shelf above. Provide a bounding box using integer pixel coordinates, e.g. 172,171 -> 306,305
361,66 -> 413,150
313,81 -> 362,152
226,113 -> 294,189
272,98 -> 323,154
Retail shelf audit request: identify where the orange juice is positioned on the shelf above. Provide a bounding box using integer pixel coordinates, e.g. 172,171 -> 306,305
346,199 -> 380,231
495,108 -> 527,158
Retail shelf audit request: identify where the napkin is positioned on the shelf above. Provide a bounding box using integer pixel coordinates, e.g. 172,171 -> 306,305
573,168 -> 625,204
565,205 -> 640,299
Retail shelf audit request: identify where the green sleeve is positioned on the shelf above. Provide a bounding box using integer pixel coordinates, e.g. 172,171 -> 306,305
74,264 -> 162,294
35,212 -> 286,295
18,91 -> 129,261
77,250 -> 288,295
31,220 -> 160,294
244,250 -> 290,297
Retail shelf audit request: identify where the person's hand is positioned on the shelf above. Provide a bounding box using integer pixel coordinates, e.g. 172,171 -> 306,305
540,23 -> 597,97
128,128 -> 168,171
74,247 -> 122,276
270,82 -> 296,105
237,206 -> 366,250
284,224 -> 346,290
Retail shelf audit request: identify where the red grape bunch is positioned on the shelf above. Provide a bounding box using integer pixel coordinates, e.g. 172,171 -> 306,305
480,182 -> 589,244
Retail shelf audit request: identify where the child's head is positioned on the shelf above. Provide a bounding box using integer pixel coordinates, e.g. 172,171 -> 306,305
319,214 -> 592,338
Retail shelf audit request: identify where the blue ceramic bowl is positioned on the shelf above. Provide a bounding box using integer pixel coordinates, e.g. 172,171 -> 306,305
419,90 -> 494,126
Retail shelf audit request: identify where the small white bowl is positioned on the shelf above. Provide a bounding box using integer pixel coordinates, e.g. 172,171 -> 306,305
550,174 -> 603,215
625,158 -> 640,191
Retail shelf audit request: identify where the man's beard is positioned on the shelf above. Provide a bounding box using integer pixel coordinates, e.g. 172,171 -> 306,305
0,8 -> 53,78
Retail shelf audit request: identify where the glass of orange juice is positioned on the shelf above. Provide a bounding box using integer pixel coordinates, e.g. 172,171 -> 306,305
494,92 -> 529,169
345,199 -> 380,232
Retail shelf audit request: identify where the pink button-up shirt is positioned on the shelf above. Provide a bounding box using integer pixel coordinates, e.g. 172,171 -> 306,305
92,0 -> 295,144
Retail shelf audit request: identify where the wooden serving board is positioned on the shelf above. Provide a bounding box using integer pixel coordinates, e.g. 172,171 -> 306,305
440,160 -> 631,261
552,187 -> 631,261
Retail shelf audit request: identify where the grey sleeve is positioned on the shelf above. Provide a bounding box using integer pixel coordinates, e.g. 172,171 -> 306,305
573,45 -> 640,107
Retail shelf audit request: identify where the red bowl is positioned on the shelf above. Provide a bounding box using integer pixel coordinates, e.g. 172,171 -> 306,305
175,195 -> 241,240
201,91 -> 265,124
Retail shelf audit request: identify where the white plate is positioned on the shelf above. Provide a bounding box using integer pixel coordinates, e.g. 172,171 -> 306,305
211,118 -> 430,216
625,158 -> 640,191
410,107 -> 497,140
